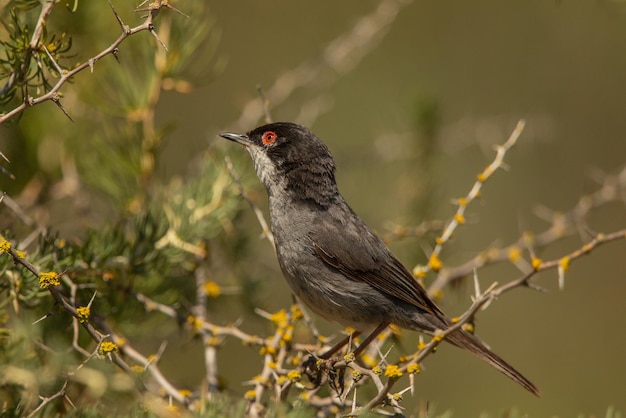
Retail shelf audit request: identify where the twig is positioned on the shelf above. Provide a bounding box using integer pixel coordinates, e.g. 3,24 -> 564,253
0,1 -> 55,99
0,1 -> 180,123
428,165 -> 626,294
25,381 -> 69,418
415,119 -> 526,279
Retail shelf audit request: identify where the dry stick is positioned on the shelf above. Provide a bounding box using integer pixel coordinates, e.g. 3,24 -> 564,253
0,0 -> 174,124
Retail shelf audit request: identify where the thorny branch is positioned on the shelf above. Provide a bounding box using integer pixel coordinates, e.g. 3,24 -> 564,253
428,165 -> 626,294
0,1 -> 55,99
0,0 -> 184,124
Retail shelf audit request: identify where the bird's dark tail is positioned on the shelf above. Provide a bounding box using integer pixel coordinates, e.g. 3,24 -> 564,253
445,329 -> 541,396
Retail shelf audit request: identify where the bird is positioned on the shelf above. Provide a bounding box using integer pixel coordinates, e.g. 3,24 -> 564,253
219,122 -> 540,396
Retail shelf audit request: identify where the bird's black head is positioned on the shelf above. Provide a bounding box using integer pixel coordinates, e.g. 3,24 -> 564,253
220,122 -> 339,207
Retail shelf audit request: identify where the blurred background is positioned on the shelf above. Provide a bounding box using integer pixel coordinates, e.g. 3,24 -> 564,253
1,0 -> 626,416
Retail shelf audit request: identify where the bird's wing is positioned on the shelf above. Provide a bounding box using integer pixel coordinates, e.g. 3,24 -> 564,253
309,211 -> 445,318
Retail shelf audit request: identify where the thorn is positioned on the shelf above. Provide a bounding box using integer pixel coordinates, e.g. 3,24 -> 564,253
149,24 -> 168,51
87,291 -> 98,307
472,268 -> 481,299
557,265 -> 565,291
42,45 -> 64,76
51,94 -> 74,123
112,48 -> 121,63
32,312 -> 54,325
163,3 -> 189,18
0,149 -> 10,163
108,0 -> 129,33
0,165 -> 15,180
88,58 -> 95,73
525,281 -> 549,293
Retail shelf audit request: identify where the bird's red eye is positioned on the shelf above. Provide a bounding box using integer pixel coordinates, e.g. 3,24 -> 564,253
262,131 -> 277,146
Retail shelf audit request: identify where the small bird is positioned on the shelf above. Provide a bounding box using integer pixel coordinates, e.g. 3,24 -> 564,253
220,122 -> 540,396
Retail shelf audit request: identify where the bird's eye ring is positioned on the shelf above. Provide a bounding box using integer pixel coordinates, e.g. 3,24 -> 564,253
262,131 -> 277,146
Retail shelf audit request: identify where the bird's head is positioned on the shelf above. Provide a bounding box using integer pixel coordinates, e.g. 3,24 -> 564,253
220,122 -> 338,206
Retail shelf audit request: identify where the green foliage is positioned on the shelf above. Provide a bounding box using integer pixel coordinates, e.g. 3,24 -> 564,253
0,0 -> 72,107
0,1 -> 247,415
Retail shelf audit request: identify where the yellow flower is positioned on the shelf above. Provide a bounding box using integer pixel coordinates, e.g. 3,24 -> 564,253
462,323 -> 474,333
270,309 -> 288,328
259,345 -> 276,356
15,250 -> 26,259
507,246 -> 522,263
372,366 -> 382,376
559,256 -> 570,272
384,364 -> 403,379
531,257 -> 542,271
428,253 -> 442,272
287,370 -> 301,382
76,306 -> 90,323
178,389 -> 192,398
244,390 -> 256,400
187,315 -> 203,330
203,281 -> 221,298
39,272 -> 60,289
280,325 -> 294,345
407,363 -> 421,374
0,236 -> 11,253
290,304 -> 303,320
99,341 -> 118,354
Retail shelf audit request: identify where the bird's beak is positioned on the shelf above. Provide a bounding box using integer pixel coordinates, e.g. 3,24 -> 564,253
219,132 -> 252,147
